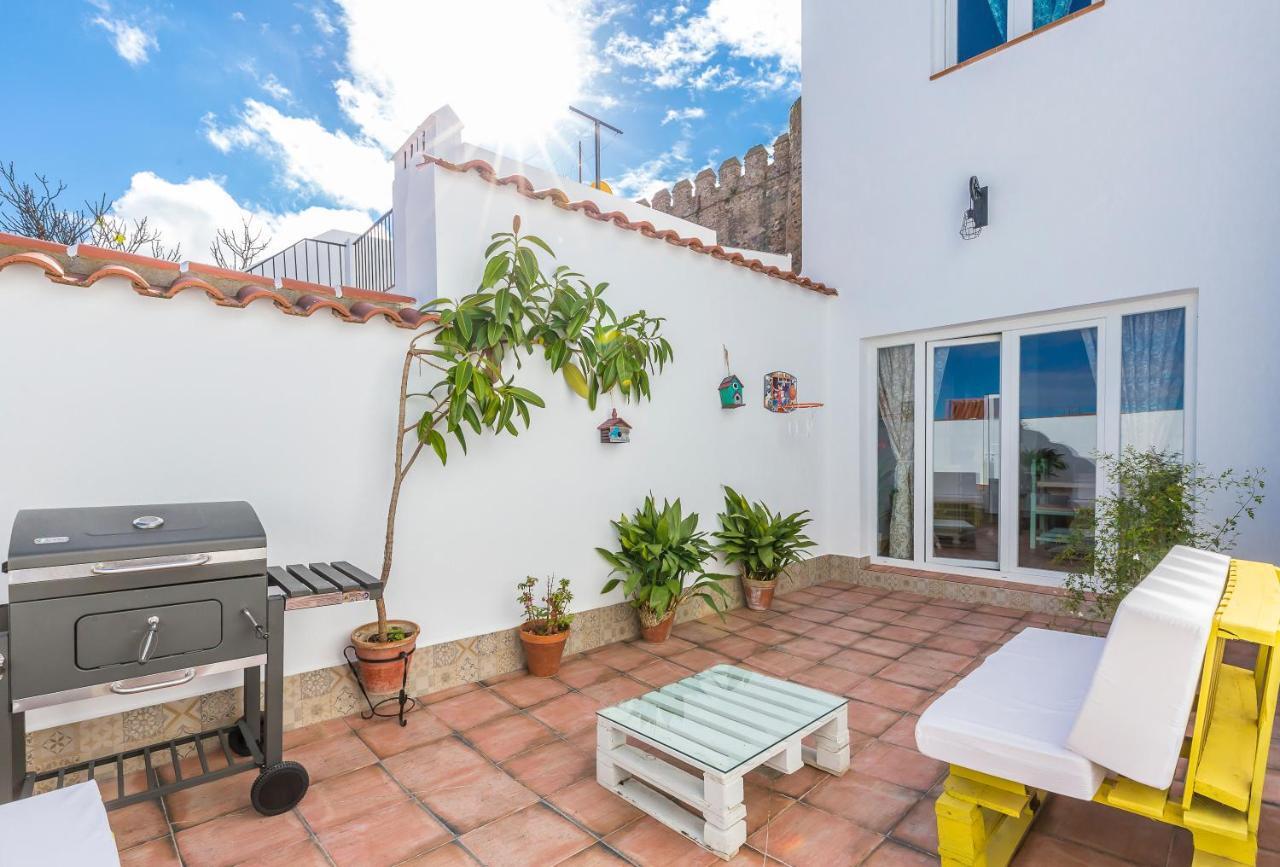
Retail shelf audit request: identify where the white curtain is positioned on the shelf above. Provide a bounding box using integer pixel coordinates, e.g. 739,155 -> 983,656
1080,327 -> 1097,385
1122,309 -> 1185,453
878,346 -> 915,559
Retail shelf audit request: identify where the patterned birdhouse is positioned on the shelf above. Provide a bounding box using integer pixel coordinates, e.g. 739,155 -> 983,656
718,375 -> 745,409
597,409 -> 632,444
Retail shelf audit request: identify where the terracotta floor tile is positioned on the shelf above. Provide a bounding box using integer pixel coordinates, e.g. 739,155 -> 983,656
828,648 -> 892,677
876,596 -> 922,612
105,795 -> 169,850
705,635 -> 767,660
590,643 -> 658,671
503,738 -> 595,796
669,647 -> 735,671
420,682 -> 481,703
1038,794 -> 1174,866
317,799 -> 452,866
383,736 -> 489,794
747,763 -> 833,799
120,837 -> 182,867
635,635 -> 697,656
741,624 -> 793,646
398,842 -> 480,865
834,614 -> 887,633
863,839 -> 937,866
923,634 -> 990,657
881,714 -> 920,750
297,764 -> 407,833
582,675 -> 653,706
159,755 -> 255,829
790,663 -> 866,696
464,712 -> 557,762
550,777 -> 644,835
878,660 -> 955,690
779,637 -> 842,661
942,622 -> 1005,642
961,612 -> 1020,631
236,838 -> 332,867
429,688 -> 515,730
354,710 -> 452,758
890,793 -> 939,853
558,843 -> 634,865
894,614 -> 953,633
175,807 -> 309,867
854,636 -> 915,659
855,606 -> 909,624
391,744 -> 538,833
490,674 -> 570,708
803,771 -> 921,832
1012,832 -> 1133,866
912,604 -> 966,621
848,699 -> 905,737
461,802 -> 594,864
745,802 -> 881,866
283,717 -> 351,750
285,730 -> 378,784
791,607 -> 841,625
630,658 -> 695,688
557,658 -> 620,689
672,621 -> 730,643
770,613 -> 820,633
605,815 -> 721,867
875,624 -> 934,645
529,692 -> 604,734
852,741 -> 946,791
899,647 -> 973,674
851,677 -> 932,713
806,624 -> 865,646
742,650 -> 810,678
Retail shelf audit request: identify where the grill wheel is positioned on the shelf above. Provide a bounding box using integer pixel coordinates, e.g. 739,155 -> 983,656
250,761 -> 309,815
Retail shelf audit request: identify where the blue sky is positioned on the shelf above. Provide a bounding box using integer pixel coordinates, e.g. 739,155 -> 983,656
0,1 -> 800,259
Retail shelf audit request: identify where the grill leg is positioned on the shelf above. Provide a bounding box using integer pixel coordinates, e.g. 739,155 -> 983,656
243,665 -> 261,745
262,592 -> 285,767
0,627 -> 25,804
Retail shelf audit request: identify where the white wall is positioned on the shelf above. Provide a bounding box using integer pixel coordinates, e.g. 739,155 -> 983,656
804,2 -> 1280,562
0,170 -> 832,726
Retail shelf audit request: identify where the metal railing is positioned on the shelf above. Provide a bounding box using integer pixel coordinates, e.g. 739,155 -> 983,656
351,210 -> 394,293
248,238 -> 346,289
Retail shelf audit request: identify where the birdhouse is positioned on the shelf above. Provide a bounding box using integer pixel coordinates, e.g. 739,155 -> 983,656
597,409 -> 632,444
718,375 -> 745,409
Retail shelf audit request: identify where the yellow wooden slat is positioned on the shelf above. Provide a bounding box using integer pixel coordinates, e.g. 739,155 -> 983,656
1184,795 -> 1250,841
944,774 -> 1032,819
950,766 -> 1028,797
1218,560 -> 1280,645
1194,664 -> 1259,812
1106,777 -> 1170,820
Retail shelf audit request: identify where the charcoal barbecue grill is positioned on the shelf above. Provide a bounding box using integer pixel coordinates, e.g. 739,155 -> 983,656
0,501 -> 382,816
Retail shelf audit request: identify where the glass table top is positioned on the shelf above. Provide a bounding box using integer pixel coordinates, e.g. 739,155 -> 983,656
596,663 -> 848,773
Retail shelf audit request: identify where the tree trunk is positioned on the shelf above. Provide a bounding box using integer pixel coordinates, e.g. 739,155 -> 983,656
376,346 -> 418,640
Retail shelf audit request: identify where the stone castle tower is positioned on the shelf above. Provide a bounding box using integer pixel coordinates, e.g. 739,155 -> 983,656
639,98 -> 803,272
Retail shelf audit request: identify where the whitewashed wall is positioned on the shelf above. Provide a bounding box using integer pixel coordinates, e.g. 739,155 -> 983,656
803,1 -> 1280,562
0,171 -> 832,726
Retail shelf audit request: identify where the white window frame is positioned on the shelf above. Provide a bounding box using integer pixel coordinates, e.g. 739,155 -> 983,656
862,291 -> 1197,588
933,0 -> 1100,72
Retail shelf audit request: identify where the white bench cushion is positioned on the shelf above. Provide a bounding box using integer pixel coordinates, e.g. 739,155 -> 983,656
916,627 -> 1107,799
0,781 -> 119,866
1067,545 -> 1230,788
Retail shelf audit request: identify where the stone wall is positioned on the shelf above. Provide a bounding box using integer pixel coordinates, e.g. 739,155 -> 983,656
640,98 -> 803,272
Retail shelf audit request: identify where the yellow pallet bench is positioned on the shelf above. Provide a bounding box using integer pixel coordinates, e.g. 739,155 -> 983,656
916,548 -> 1280,867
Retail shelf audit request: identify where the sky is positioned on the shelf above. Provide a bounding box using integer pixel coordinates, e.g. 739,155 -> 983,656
0,0 -> 801,262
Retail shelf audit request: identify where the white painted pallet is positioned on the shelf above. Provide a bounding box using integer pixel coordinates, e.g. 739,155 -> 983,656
596,664 -> 850,860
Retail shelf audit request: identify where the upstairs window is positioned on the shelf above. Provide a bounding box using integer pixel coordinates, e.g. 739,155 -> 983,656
1033,0 -> 1091,29
938,0 -> 1102,75
959,0 -> 1007,63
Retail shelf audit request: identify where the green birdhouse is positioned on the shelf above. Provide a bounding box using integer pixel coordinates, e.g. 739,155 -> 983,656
718,374 -> 745,409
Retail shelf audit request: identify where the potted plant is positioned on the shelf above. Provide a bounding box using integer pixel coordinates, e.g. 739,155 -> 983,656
598,495 -> 730,642
517,576 -> 575,677
713,486 -> 816,611
360,215 -> 672,693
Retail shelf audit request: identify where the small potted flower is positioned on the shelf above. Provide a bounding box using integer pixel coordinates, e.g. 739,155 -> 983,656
713,486 -> 816,611
598,495 -> 730,642
517,576 -> 575,677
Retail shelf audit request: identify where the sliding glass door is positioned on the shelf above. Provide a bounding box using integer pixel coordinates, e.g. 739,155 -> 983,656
926,336 -> 1001,568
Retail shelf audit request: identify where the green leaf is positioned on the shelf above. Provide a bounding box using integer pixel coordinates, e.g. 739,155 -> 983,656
504,386 -> 545,408
426,429 -> 448,465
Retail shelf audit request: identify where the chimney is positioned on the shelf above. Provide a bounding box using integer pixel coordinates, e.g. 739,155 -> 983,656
392,105 -> 464,301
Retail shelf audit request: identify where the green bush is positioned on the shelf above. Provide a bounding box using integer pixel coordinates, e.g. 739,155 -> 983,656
713,486 -> 816,583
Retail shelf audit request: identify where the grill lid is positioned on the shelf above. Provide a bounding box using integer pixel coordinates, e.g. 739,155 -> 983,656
5,501 -> 265,572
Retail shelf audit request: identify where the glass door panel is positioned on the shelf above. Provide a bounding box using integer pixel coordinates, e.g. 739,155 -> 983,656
929,338 -> 1001,567
1017,327 -> 1099,571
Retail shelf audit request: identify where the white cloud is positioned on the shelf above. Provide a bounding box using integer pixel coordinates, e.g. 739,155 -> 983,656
605,0 -> 799,91
259,73 -> 293,102
111,172 -> 373,265
660,106 -> 705,125
231,11 -> 246,22
611,136 -> 692,201
92,15 -> 158,66
311,7 -> 337,36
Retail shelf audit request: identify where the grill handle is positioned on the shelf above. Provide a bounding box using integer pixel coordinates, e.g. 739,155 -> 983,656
137,615 -> 160,664
110,668 -> 196,695
91,553 -> 211,575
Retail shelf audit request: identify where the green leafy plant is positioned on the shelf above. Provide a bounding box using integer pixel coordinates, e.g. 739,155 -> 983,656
374,215 -> 673,640
597,495 -> 730,625
1059,448 -> 1265,620
713,486 -> 816,582
518,576 -> 575,635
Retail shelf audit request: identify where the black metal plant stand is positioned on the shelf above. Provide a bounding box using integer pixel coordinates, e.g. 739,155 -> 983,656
343,646 -> 417,727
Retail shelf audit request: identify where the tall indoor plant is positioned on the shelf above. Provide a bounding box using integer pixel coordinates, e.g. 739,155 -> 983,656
598,495 -> 729,642
713,486 -> 816,611
358,215 -> 673,692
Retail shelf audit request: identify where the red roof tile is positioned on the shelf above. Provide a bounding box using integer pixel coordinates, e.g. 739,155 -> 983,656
419,156 -> 837,297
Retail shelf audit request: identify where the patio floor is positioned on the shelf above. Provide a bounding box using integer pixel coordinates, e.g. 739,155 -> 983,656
107,579 -> 1280,866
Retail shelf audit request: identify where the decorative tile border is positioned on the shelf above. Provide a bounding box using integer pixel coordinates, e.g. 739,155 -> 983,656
25,558 -> 832,777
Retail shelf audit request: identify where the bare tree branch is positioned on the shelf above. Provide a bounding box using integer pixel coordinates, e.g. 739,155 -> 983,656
210,217 -> 271,271
0,161 -> 92,243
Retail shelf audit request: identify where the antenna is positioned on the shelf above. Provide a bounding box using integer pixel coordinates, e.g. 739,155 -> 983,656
569,106 -> 623,189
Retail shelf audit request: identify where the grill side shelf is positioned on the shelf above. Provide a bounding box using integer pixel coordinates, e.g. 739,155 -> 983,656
268,561 -> 383,610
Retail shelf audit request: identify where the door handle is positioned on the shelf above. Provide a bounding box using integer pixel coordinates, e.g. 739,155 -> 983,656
110,668 -> 196,695
92,554 -> 210,575
137,615 -> 160,664
241,608 -> 268,640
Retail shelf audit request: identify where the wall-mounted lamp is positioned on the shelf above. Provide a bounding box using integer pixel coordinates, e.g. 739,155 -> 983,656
960,176 -> 988,240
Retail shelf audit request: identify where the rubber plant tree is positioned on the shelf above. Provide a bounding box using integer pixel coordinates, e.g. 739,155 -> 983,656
353,215 -> 673,691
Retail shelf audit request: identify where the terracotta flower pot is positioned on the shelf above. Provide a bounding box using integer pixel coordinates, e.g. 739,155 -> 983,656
639,609 -> 677,643
350,620 -> 419,695
741,576 -> 777,611
519,622 -> 571,677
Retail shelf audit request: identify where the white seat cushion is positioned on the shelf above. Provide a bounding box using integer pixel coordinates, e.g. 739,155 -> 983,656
916,627 -> 1107,800
0,781 -> 119,866
1067,546 -> 1230,788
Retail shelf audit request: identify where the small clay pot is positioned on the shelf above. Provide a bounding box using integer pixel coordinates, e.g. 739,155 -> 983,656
741,576 -> 776,611
351,620 -> 419,695
640,609 -> 677,643
519,622 -> 570,677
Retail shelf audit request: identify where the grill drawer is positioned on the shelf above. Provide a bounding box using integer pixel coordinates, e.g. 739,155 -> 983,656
9,575 -> 266,703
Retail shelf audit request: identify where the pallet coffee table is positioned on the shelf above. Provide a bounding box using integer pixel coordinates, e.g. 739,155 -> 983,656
596,663 -> 850,860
